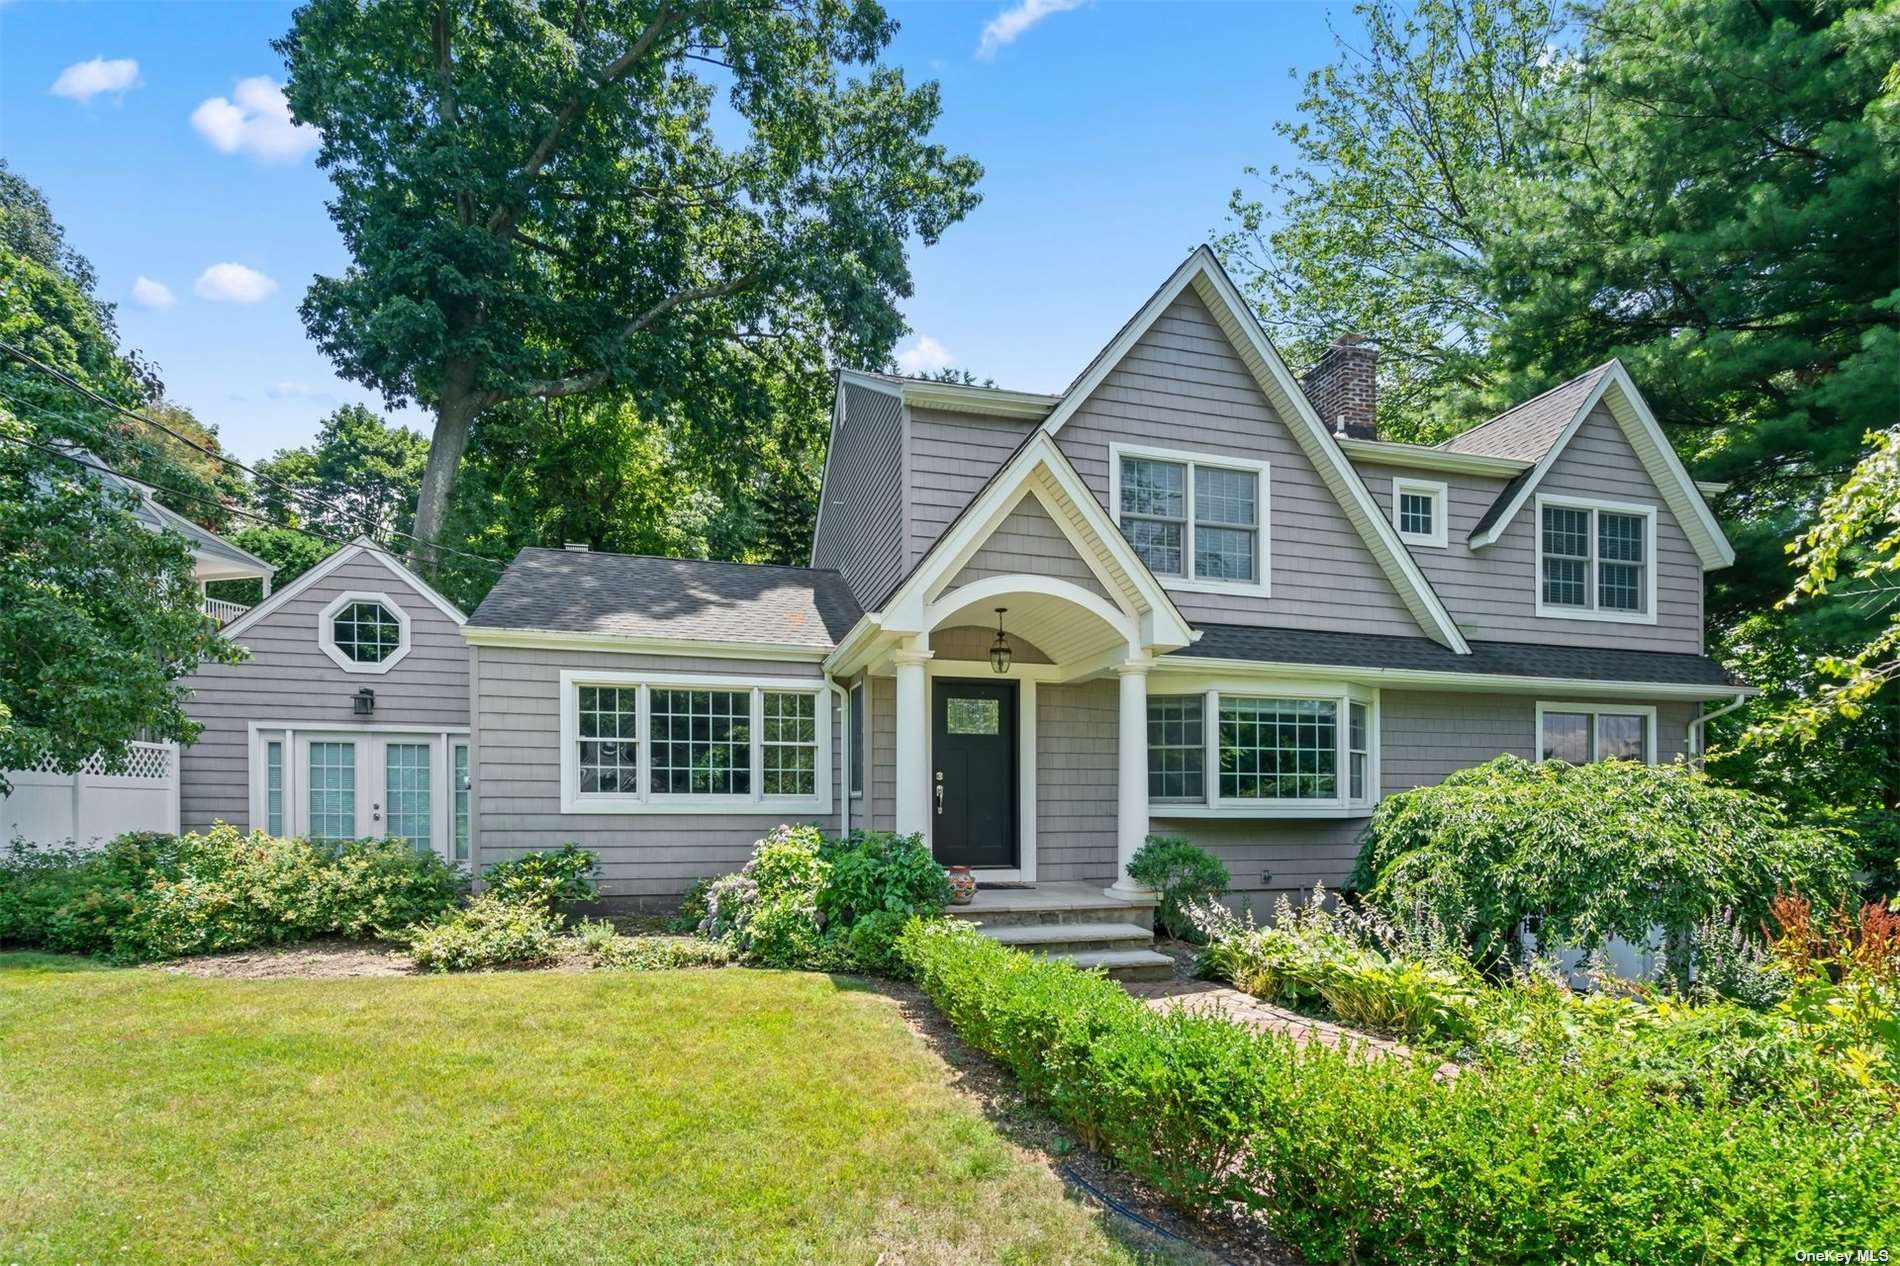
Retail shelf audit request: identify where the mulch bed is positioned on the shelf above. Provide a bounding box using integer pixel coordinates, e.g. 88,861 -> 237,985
161,938 -> 416,979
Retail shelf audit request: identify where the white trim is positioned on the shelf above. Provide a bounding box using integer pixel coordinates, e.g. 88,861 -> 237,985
921,661 -> 1038,882
1151,655 -> 1750,701
1140,680 -> 1381,818
1532,494 -> 1659,626
1339,437 -> 1529,478
1467,363 -> 1735,570
1108,442 -> 1271,596
1391,477 -> 1449,549
924,574 -> 1136,653
1036,248 -> 1470,653
1534,700 -> 1659,765
847,679 -> 866,800
461,625 -> 832,661
555,668 -> 832,816
245,721 -> 469,854
223,538 -> 466,640
317,590 -> 413,674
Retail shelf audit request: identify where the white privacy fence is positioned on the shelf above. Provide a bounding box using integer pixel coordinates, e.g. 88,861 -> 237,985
2,741 -> 180,848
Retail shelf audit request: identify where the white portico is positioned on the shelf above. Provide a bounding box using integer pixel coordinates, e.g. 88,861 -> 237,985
825,431 -> 1195,897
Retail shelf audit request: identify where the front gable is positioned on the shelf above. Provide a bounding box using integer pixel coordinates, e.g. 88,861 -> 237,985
1044,254 -> 1467,651
936,492 -> 1114,605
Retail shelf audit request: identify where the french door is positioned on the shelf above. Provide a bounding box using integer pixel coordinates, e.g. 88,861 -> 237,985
261,730 -> 469,865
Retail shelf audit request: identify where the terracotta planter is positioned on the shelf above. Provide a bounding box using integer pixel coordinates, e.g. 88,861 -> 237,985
946,865 -> 977,906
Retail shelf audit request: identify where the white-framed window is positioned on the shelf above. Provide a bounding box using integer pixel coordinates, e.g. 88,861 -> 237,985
384,742 -> 433,849
248,726 -> 465,857
1109,443 -> 1270,595
307,740 -> 358,841
264,740 -> 285,836
848,682 -> 866,799
1391,477 -> 1448,548
558,669 -> 833,815
452,742 -> 471,865
1535,701 -> 1657,765
1145,683 -> 1378,816
1534,495 -> 1657,624
317,590 -> 413,673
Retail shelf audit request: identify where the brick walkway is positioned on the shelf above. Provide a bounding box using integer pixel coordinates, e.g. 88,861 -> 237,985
1123,978 -> 1460,1078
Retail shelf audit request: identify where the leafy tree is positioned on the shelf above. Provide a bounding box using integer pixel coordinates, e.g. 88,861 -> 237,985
0,166 -> 242,787
252,403 -> 429,540
1216,0 -> 1562,441
208,527 -> 341,608
279,0 -> 982,558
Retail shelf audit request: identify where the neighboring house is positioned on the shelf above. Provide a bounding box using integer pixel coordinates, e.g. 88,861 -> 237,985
178,539 -> 473,867
1,461 -> 276,846
458,247 -> 1745,912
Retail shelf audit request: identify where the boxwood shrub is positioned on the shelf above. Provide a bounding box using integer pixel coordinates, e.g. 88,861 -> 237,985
895,919 -> 1899,1265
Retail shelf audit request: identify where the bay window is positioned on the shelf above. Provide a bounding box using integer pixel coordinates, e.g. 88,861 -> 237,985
1536,495 -> 1655,622
1111,444 -> 1268,593
1146,685 -> 1377,815
560,670 -> 831,813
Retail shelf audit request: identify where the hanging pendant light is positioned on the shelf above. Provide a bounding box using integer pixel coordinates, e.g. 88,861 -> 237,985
989,607 -> 1013,674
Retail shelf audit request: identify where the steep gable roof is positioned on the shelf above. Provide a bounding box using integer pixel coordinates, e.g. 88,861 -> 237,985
222,537 -> 464,638
1457,361 -> 1734,569
1039,246 -> 1471,653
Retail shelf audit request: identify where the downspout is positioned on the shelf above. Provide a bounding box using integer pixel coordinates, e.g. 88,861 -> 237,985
1687,692 -> 1748,766
827,677 -> 850,838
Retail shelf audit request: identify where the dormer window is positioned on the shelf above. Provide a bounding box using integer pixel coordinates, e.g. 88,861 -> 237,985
1110,444 -> 1269,595
318,591 -> 412,673
1535,495 -> 1656,623
1391,478 -> 1448,548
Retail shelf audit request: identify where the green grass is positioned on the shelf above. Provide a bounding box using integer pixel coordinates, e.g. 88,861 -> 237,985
0,954 -> 1192,1266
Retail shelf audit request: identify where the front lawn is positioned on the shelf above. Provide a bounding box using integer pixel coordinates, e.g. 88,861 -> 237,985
0,955 -> 1192,1265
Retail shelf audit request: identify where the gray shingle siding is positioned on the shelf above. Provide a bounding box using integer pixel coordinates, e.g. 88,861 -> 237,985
813,380 -> 908,608
1038,680 -> 1118,881
179,553 -> 469,834
941,494 -> 1112,601
1053,288 -> 1422,636
471,644 -> 841,902
908,405 -> 1035,568
1357,404 -> 1705,654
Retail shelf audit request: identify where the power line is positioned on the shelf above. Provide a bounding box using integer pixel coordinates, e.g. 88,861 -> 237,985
0,345 -> 504,575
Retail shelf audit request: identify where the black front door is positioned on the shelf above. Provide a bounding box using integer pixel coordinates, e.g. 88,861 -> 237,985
932,680 -> 1017,868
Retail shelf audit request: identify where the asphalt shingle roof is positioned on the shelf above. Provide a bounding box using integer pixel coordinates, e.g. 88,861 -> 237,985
1438,363 -> 1613,463
470,548 -> 863,648
1173,624 -> 1740,688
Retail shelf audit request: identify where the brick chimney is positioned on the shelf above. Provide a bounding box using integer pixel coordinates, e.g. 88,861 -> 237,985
1301,334 -> 1377,440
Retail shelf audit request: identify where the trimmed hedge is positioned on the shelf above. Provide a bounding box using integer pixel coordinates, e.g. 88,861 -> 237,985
896,920 -> 1900,1265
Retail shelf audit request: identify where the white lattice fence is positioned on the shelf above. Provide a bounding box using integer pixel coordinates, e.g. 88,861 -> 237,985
3,741 -> 180,847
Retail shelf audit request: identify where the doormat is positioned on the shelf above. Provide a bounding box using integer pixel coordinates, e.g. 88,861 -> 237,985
976,882 -> 1034,890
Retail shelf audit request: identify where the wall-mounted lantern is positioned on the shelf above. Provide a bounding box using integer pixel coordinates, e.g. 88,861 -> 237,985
353,687 -> 376,717
989,607 -> 1013,675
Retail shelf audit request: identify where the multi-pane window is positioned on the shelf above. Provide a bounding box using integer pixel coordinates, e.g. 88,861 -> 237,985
265,740 -> 284,836
1540,707 -> 1649,764
1117,451 -> 1264,585
1120,457 -> 1186,576
331,600 -> 403,663
384,743 -> 432,850
1540,501 -> 1650,616
452,743 -> 471,865
1219,697 -> 1337,800
762,691 -> 818,797
1540,506 -> 1591,608
1147,696 -> 1205,802
578,686 -> 639,794
1348,702 -> 1369,801
1398,491 -> 1435,539
849,683 -> 865,797
308,741 -> 356,841
1193,466 -> 1258,582
651,689 -> 751,796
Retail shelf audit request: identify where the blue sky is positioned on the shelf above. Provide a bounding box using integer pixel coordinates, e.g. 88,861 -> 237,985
1,0 -> 1345,463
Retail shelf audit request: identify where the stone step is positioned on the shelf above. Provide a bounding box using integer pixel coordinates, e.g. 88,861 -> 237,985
948,901 -> 1155,932
1049,948 -> 1177,982
980,921 -> 1155,955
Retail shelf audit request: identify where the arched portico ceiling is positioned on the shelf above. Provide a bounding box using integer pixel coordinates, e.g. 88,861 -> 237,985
926,574 -> 1136,667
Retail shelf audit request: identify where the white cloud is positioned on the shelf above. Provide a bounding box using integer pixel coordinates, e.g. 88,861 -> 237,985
976,0 -> 1088,59
50,56 -> 140,103
266,380 -> 334,403
194,262 -> 278,304
129,276 -> 175,309
894,334 -> 956,376
190,76 -> 318,161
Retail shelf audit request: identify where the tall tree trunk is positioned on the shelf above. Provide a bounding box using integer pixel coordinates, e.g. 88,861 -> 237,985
411,357 -> 480,568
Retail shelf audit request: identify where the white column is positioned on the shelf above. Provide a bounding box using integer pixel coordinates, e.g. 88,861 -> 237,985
893,647 -> 933,839
1106,656 -> 1154,900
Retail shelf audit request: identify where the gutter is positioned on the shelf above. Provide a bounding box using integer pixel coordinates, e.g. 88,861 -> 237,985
1687,691 -> 1749,762
827,676 -> 851,838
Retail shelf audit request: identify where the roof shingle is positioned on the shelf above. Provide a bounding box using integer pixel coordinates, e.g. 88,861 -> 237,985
470,548 -> 862,648
1438,363 -> 1612,462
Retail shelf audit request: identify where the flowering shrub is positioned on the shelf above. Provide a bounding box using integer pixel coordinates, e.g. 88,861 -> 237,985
407,893 -> 562,972
0,827 -> 463,963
